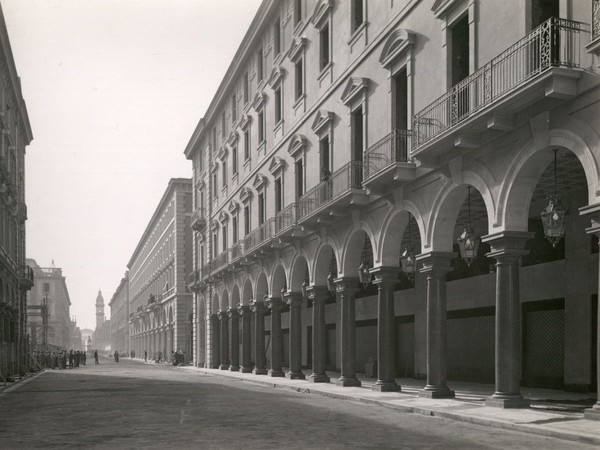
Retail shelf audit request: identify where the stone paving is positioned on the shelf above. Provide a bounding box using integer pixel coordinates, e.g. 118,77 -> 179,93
0,357 -> 597,449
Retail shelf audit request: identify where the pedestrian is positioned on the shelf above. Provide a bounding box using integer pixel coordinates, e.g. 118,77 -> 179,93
158,351 -> 162,363
114,350 -> 119,363
94,349 -> 99,365
68,350 -> 74,369
144,350 -> 147,362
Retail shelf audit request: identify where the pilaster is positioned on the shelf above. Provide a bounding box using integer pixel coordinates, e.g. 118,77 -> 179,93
334,277 -> 361,387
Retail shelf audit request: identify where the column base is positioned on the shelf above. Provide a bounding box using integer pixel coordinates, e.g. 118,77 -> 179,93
418,386 -> 455,399
372,381 -> 401,392
309,373 -> 330,383
252,367 -> 268,375
336,376 -> 361,387
584,404 -> 600,421
239,366 -> 253,373
286,371 -> 306,380
229,365 -> 240,372
485,394 -> 530,409
268,368 -> 285,377
219,364 -> 229,370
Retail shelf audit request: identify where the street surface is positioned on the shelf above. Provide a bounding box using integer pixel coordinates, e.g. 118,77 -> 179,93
0,357 -> 595,449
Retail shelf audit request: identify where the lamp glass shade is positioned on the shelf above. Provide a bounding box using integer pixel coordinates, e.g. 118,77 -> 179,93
540,199 -> 566,247
457,226 -> 479,266
400,247 -> 416,278
326,272 -> 335,292
357,261 -> 370,285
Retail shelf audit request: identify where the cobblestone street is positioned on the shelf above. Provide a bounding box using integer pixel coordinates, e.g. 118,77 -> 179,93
0,358 -> 596,449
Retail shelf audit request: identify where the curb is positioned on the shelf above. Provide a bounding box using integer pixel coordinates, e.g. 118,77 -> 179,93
184,367 -> 600,446
0,370 -> 46,397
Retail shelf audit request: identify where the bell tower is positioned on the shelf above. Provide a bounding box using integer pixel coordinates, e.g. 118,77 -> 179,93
95,290 -> 105,329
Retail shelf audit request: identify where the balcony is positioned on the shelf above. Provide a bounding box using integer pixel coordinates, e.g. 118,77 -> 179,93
273,203 -> 305,242
229,242 -> 245,268
297,161 -> 368,226
364,129 -> 420,192
187,270 -> 203,293
412,18 -> 583,162
191,207 -> 207,231
19,265 -> 34,290
210,251 -> 229,277
243,218 -> 275,258
589,0 -> 600,55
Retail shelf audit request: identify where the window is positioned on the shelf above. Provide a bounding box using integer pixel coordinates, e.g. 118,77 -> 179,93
232,145 -> 238,175
450,15 -> 469,87
295,59 -> 304,100
295,159 -> 304,199
232,214 -> 238,243
351,0 -> 364,33
274,177 -> 283,213
244,129 -> 250,160
231,93 -> 237,123
213,232 -> 218,256
222,159 -> 228,188
274,86 -> 282,124
243,71 -> 249,104
212,172 -> 218,199
352,106 -> 363,163
258,192 -> 265,225
222,224 -> 227,251
274,18 -> 282,56
294,0 -> 303,27
244,205 -> 250,236
43,282 -> 50,293
258,110 -> 265,144
221,111 -> 227,138
392,69 -> 408,131
320,23 -> 330,70
212,127 -> 217,152
320,136 -> 330,179
257,47 -> 264,82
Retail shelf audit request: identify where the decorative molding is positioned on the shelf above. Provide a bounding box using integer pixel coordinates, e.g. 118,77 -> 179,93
217,146 -> 229,161
288,134 -> 307,159
211,219 -> 220,230
311,110 -> 335,135
432,0 -> 460,18
268,65 -> 286,89
379,29 -> 415,69
252,173 -> 268,190
218,210 -> 229,223
311,0 -> 333,28
227,130 -> 238,147
240,114 -> 253,130
228,201 -> 240,214
253,90 -> 267,111
341,77 -> 370,107
268,156 -> 287,175
240,186 -> 253,203
287,36 -> 307,62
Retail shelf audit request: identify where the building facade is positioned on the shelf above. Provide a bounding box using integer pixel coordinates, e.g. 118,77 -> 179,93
0,4 -> 33,378
185,0 -> 600,418
109,272 -> 129,355
27,260 -> 72,350
128,178 -> 193,363
92,290 -> 111,351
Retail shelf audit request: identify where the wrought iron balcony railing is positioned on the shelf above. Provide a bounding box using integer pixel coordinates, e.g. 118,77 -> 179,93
19,264 -> 34,289
191,207 -> 207,231
274,203 -> 297,235
244,218 -> 274,252
593,0 -> 600,41
364,129 -> 411,180
413,17 -> 582,152
230,242 -> 244,261
297,161 -> 364,221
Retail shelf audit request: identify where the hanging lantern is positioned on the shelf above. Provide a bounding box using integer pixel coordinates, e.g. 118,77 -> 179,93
400,247 -> 416,280
301,267 -> 310,301
326,253 -> 337,292
541,149 -> 566,248
457,186 -> 480,266
357,236 -> 371,286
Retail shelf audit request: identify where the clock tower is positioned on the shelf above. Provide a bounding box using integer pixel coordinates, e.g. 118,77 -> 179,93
95,290 -> 105,329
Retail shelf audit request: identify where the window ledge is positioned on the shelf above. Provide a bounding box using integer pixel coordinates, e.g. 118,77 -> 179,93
318,62 -> 333,87
348,21 -> 368,47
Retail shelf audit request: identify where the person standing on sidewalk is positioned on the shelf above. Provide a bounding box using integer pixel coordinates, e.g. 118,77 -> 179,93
94,350 -> 99,365
144,350 -> 147,362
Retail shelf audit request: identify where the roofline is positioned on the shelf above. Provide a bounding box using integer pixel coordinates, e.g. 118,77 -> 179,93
184,0 -> 274,158
127,178 -> 192,269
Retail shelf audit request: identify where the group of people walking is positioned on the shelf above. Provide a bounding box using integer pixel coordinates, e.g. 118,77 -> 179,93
32,350 -> 87,370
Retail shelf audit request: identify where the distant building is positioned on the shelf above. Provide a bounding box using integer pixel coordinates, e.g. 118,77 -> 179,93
26,260 -> 73,350
92,290 -> 111,351
70,320 -> 83,351
0,2 -> 34,377
109,272 -> 129,355
128,178 -> 193,362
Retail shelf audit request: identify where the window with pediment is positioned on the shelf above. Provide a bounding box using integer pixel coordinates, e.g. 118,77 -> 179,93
312,0 -> 333,73
269,157 -> 286,213
288,134 -> 307,200
311,110 -> 335,177
341,78 -> 369,165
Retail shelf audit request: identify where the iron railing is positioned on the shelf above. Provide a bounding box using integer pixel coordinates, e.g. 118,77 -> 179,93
230,242 -> 244,261
593,0 -> 600,41
244,218 -> 274,252
19,265 -> 33,288
297,161 -> 364,220
274,203 -> 297,234
413,17 -> 582,150
191,207 -> 207,230
212,251 -> 229,272
364,129 -> 411,179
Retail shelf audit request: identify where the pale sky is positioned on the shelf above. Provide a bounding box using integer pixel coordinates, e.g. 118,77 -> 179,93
3,0 -> 263,330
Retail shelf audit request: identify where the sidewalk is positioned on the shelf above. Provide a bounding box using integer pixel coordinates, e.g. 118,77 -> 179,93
179,366 -> 600,446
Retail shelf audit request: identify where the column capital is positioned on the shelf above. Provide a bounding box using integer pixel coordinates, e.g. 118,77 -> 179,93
283,291 -> 303,307
237,303 -> 250,316
226,305 -> 239,318
482,231 -> 533,259
217,309 -> 228,320
305,285 -> 329,302
416,252 -> 455,274
334,277 -> 360,294
265,296 -> 284,311
249,298 -> 266,314
369,266 -> 399,285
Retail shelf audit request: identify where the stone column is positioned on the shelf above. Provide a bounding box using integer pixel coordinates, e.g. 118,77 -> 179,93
250,299 -> 267,375
284,291 -> 305,379
335,277 -> 361,387
218,310 -> 229,370
227,306 -> 240,371
238,304 -> 253,373
416,252 -> 455,399
483,231 -> 532,408
265,296 -> 285,377
209,314 -> 220,369
307,286 -> 330,383
370,267 -> 400,392
579,206 -> 600,420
